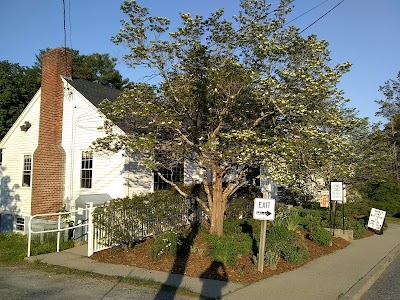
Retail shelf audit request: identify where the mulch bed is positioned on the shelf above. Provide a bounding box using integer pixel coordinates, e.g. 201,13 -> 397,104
90,231 -> 352,283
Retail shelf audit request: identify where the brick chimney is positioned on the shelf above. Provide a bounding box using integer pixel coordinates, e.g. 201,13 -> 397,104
31,48 -> 73,216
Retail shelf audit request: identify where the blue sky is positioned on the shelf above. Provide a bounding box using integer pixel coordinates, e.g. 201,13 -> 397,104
1,0 -> 399,124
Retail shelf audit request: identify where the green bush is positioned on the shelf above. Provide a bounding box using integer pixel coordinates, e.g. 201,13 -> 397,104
299,214 -> 323,231
203,233 -> 253,265
92,190 -> 189,247
308,227 -> 332,246
345,219 -> 367,239
361,180 -> 400,217
266,224 -> 309,263
225,185 -> 262,219
223,219 -> 244,235
151,231 -> 181,260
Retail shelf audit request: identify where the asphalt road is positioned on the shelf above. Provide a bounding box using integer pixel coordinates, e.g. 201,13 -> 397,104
0,265 -> 197,300
361,253 -> 400,300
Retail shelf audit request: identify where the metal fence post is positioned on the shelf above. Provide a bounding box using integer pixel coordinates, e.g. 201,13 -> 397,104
27,216 -> 33,257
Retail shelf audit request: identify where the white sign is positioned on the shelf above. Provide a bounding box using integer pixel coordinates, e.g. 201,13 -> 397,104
253,198 -> 275,221
330,181 -> 343,201
368,208 -> 386,231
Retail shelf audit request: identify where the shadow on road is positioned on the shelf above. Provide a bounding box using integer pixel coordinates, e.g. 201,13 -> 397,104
154,224 -> 199,300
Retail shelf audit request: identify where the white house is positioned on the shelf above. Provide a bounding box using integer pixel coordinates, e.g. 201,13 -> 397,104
0,48 -> 157,233
0,48 -> 281,233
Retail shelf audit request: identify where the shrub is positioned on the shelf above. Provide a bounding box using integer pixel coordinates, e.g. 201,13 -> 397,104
151,231 -> 182,260
203,233 -> 253,265
299,214 -> 322,231
361,180 -> 400,217
308,227 -> 332,246
345,219 -> 367,239
92,190 -> 190,247
266,224 -> 308,263
225,185 -> 262,219
223,219 -> 243,235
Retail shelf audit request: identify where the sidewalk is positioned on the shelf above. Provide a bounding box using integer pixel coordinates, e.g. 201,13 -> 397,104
25,223 -> 400,300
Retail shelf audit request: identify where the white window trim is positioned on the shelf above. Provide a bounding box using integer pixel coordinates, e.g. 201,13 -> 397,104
21,154 -> 32,188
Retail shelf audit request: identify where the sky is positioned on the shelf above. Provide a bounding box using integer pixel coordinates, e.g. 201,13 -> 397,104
1,0 -> 399,124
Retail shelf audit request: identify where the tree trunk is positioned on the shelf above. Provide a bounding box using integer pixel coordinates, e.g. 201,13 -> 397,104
209,172 -> 227,236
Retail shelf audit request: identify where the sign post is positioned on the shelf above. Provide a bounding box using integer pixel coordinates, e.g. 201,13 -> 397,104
330,181 -> 344,233
253,198 -> 275,272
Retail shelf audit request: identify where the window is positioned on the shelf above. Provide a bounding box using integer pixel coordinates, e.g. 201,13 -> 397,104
247,166 -> 260,187
0,149 -> 3,166
81,151 -> 93,188
154,164 -> 183,190
15,215 -> 25,231
22,155 -> 32,187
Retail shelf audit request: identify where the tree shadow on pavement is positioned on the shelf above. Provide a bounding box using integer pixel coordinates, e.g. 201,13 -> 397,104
154,224 -> 199,300
200,261 -> 228,299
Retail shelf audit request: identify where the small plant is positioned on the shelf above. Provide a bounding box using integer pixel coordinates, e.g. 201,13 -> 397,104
204,233 -> 252,265
265,249 -> 280,270
151,231 -> 181,260
308,227 -> 332,246
190,245 -> 205,255
266,224 -> 309,264
345,219 -> 367,239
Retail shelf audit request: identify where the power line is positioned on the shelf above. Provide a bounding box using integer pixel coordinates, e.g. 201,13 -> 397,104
299,0 -> 345,35
285,0 -> 331,26
62,0 -> 67,49
68,0 -> 73,50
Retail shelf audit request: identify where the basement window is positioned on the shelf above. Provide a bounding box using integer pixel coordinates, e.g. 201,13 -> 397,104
15,215 -> 25,231
81,151 -> 93,188
22,155 -> 32,187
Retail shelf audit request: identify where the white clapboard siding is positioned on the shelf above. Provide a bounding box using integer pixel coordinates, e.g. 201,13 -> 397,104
0,90 -> 41,216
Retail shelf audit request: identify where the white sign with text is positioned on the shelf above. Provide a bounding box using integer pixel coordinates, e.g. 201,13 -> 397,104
368,208 -> 386,231
253,198 -> 275,221
330,181 -> 343,201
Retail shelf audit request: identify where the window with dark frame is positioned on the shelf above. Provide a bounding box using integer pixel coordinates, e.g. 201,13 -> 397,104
0,149 -> 3,166
81,151 -> 93,188
153,164 -> 184,190
247,166 -> 261,187
22,155 -> 32,187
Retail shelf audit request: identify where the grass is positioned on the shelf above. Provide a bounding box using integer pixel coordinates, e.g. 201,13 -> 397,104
386,216 -> 400,225
0,232 -> 74,264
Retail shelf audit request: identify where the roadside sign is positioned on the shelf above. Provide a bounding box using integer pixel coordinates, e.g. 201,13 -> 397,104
320,190 -> 330,208
253,198 -> 275,221
330,181 -> 343,201
368,208 -> 386,231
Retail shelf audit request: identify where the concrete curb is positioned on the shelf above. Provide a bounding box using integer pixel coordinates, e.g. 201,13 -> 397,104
340,240 -> 400,300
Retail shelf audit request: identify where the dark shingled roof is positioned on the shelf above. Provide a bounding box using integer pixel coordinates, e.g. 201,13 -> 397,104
65,78 -> 121,107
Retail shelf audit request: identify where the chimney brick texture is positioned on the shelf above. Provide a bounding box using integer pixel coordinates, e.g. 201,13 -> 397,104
31,48 -> 73,216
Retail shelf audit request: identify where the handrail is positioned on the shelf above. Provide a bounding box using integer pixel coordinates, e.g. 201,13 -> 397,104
27,207 -> 92,257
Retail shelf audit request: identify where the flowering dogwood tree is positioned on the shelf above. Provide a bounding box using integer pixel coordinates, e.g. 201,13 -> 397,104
94,0 -> 356,235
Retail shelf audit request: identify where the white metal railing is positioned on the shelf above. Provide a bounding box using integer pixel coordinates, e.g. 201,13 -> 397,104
27,207 -> 93,257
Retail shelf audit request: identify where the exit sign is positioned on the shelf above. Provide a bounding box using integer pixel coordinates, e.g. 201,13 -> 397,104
253,198 -> 275,220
